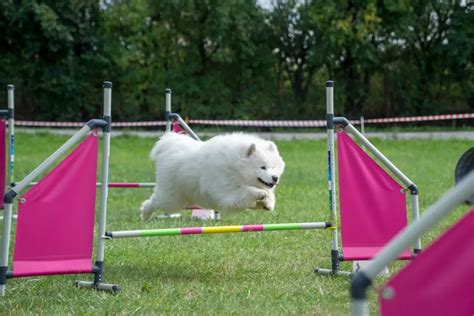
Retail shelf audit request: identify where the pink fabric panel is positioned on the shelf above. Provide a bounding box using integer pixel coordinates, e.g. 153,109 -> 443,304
0,120 -> 6,209
171,121 -> 186,134
13,133 -> 98,277
12,259 -> 93,278
337,131 -> 409,260
380,210 -> 474,316
343,247 -> 411,261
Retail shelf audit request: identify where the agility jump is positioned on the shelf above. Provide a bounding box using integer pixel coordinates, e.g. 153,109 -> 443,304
106,222 -> 330,238
0,82 -> 327,296
0,80 -> 421,295
315,81 -> 421,276
105,81 -> 421,277
0,82 -> 118,295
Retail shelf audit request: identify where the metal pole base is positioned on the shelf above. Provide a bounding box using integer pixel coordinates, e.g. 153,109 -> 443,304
75,280 -> 120,294
314,268 -> 353,277
351,298 -> 369,316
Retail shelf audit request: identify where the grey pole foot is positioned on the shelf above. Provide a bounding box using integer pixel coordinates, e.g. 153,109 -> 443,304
314,268 -> 353,277
75,280 -> 120,294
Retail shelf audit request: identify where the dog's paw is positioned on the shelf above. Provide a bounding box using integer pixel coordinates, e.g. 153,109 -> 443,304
255,189 -> 268,201
141,210 -> 153,221
257,191 -> 275,211
140,200 -> 153,220
261,197 -> 275,211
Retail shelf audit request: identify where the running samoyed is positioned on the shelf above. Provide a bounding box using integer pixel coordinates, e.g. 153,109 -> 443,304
140,133 -> 285,220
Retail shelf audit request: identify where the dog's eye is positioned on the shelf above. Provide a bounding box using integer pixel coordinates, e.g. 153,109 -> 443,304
260,166 -> 266,170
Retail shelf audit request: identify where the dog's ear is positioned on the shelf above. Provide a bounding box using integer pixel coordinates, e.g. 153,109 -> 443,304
246,143 -> 256,157
267,142 -> 277,152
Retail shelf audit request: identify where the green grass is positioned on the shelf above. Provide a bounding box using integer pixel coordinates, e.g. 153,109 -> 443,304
0,132 -> 472,315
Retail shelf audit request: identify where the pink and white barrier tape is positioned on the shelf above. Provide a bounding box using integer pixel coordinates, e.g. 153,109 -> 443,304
190,119 -> 327,127
13,113 -> 474,128
363,113 -> 474,124
14,121 -> 166,127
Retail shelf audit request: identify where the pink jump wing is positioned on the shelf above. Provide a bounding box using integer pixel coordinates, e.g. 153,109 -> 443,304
380,210 -> 474,316
337,131 -> 410,260
13,133 -> 98,277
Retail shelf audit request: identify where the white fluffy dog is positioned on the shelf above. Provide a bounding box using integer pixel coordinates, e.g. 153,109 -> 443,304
140,132 -> 285,220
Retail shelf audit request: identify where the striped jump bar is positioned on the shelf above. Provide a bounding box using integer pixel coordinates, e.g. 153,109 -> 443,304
103,182 -> 154,188
106,222 -> 331,238
28,182 -> 155,188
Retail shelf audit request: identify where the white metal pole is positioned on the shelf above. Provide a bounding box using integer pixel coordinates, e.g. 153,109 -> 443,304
6,85 -> 14,189
175,115 -> 201,141
96,82 -> 112,264
165,89 -> 171,132
76,83 -> 119,293
411,194 -> 421,252
360,116 -> 365,150
326,81 -> 339,272
0,202 -> 13,296
351,300 -> 369,316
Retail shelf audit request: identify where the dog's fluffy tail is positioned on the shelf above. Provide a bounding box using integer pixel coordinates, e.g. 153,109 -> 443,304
150,132 -> 200,161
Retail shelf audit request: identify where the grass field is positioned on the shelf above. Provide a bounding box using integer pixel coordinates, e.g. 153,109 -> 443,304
0,131 -> 472,315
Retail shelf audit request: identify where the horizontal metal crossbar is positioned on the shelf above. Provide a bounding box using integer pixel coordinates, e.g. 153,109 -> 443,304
106,222 -> 331,238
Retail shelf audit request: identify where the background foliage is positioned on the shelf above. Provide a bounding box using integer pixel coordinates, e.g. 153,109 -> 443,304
0,0 -> 473,121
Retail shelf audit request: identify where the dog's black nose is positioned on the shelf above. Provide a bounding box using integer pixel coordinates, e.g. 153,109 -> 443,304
272,176 -> 279,183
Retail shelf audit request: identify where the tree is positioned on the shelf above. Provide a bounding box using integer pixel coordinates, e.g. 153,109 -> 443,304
0,0 -> 472,121
0,0 -> 106,120
376,0 -> 474,115
267,0 -> 323,116
313,0 -> 381,117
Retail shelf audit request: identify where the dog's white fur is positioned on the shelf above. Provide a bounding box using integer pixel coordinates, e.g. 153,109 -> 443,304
140,132 -> 285,220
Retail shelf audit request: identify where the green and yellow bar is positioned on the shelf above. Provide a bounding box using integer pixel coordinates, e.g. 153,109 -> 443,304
105,222 -> 331,238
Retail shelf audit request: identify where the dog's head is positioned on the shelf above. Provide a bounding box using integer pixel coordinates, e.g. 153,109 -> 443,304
242,141 -> 285,189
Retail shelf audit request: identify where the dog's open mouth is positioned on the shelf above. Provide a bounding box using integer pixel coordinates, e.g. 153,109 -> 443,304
258,177 -> 276,188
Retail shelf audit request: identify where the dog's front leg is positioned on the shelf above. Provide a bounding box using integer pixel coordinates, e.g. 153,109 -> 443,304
220,186 -> 267,210
257,189 -> 275,211
242,186 -> 278,211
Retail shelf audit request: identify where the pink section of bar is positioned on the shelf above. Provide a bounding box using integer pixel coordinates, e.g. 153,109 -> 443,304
0,120 -> 5,209
337,131 -> 411,261
108,182 -> 140,188
181,227 -> 203,235
13,133 -> 98,277
242,225 -> 264,232
380,210 -> 474,316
